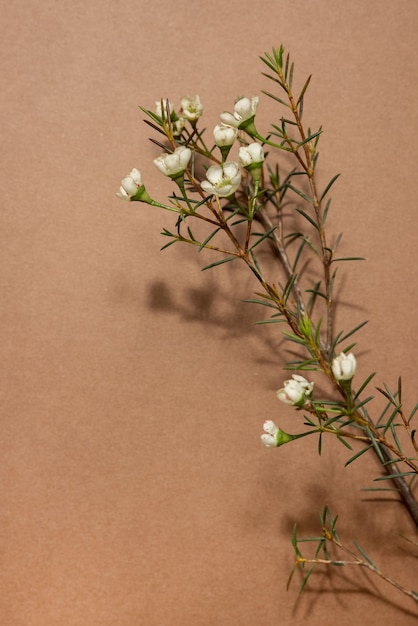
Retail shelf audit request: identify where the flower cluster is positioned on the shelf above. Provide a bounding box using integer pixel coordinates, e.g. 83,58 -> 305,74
115,47 -> 418,604
261,355 -> 357,448
116,94 -> 265,202
202,97 -> 263,196
155,95 -> 203,135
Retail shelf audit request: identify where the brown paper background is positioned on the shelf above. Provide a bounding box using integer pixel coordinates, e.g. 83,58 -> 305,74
1,1 -> 418,624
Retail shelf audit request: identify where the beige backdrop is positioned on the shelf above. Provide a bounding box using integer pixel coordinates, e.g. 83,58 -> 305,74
1,1 -> 418,624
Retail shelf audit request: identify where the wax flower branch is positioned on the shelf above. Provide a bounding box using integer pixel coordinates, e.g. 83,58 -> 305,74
116,45 -> 418,605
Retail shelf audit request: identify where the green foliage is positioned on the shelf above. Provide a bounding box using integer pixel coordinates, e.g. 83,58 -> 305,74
289,507 -> 418,600
119,43 -> 418,605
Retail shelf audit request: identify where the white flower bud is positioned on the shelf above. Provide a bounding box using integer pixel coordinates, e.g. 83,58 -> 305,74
172,118 -> 185,136
238,142 -> 265,168
260,420 -> 295,447
234,96 -> 259,121
213,123 -> 238,147
331,352 -> 357,381
219,111 -> 240,128
153,146 -> 192,178
220,96 -> 259,128
261,420 -> 280,447
201,162 -> 241,197
276,375 -> 314,406
116,168 -> 144,200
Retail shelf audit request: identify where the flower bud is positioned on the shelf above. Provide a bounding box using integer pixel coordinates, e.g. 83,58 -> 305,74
238,142 -> 265,168
172,118 -> 185,136
261,420 -> 295,447
331,352 -> 357,381
116,168 -> 152,203
235,96 -> 259,122
201,162 -> 241,198
239,142 -> 265,185
213,124 -> 238,147
276,374 -> 314,407
220,96 -> 259,130
153,146 -> 192,179
238,142 -> 265,185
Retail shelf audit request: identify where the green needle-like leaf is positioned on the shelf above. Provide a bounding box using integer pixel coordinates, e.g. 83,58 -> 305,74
320,173 -> 341,202
353,542 -> 376,568
374,471 -> 416,482
297,74 -> 312,106
300,565 -> 316,593
198,228 -> 221,251
201,257 -> 238,271
345,444 -> 374,467
354,372 -> 376,400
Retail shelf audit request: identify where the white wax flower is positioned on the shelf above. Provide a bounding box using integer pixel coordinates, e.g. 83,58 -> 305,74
201,162 -> 241,197
235,96 -> 259,120
331,352 -> 357,381
276,374 -> 314,406
238,142 -> 265,167
180,95 -> 203,122
116,168 -> 144,200
155,98 -> 174,118
261,420 -> 280,447
220,96 -> 259,128
153,146 -> 192,178
213,123 -> 238,147
261,420 -> 295,447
